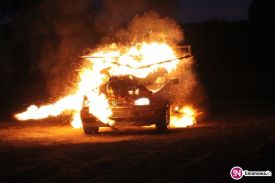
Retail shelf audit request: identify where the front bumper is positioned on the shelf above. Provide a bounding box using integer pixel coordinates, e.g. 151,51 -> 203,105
111,105 -> 160,119
81,105 -> 163,127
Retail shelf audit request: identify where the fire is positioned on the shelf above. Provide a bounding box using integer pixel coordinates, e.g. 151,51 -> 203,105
170,106 -> 197,128
15,42 -> 198,129
15,95 -> 82,120
87,42 -> 179,78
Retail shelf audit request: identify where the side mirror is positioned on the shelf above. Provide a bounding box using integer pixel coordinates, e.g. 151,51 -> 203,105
168,78 -> 179,84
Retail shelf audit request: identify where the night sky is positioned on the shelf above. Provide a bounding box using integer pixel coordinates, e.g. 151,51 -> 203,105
0,0 -> 254,25
177,0 -> 253,22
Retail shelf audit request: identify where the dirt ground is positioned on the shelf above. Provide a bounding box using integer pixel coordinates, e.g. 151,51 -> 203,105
0,112 -> 274,183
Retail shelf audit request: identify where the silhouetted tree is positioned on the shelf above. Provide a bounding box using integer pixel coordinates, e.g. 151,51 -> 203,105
248,0 -> 275,23
0,0 -> 22,25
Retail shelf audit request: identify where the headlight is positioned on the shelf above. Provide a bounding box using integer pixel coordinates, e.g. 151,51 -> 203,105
134,98 -> 150,106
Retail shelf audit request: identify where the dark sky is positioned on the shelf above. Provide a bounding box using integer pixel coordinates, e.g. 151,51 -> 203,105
177,0 -> 253,22
0,0 -> 254,25
91,0 -> 254,24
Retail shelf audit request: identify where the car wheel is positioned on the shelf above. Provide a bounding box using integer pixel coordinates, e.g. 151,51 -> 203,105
156,102 -> 170,133
81,117 -> 99,135
82,124 -> 99,135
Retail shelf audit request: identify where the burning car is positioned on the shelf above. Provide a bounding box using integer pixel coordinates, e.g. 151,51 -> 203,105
80,75 -> 179,134
15,42 -> 197,133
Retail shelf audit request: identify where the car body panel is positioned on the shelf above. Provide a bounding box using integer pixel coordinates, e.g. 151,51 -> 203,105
80,75 -> 169,128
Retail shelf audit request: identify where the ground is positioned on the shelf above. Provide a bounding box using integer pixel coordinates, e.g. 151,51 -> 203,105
0,112 -> 274,183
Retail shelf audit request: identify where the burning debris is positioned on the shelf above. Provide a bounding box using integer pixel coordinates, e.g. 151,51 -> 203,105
15,12 -> 202,132
171,106 -> 198,128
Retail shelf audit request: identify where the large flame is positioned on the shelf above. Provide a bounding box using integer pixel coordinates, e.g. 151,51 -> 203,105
170,106 -> 197,128
15,42 -> 198,129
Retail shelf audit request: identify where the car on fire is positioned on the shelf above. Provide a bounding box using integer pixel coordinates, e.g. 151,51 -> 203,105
80,75 -> 179,134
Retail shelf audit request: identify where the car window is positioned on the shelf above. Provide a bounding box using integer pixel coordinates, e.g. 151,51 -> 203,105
106,78 -> 150,96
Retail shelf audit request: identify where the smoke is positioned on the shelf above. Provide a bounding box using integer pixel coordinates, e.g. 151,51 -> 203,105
92,0 -> 180,37
92,0 -> 147,36
30,0 -> 182,98
22,0 -> 204,111
112,11 -> 183,44
30,0 -> 96,97
164,58 -> 203,109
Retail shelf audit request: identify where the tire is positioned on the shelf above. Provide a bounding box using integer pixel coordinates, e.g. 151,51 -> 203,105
83,126 -> 99,135
81,115 -> 99,135
156,102 -> 170,133
82,118 -> 99,135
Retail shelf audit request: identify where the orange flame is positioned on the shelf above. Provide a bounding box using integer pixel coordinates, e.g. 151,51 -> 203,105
15,42 -> 191,129
170,106 -> 198,128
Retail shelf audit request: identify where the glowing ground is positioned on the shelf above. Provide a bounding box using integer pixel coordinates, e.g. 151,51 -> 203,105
0,113 -> 274,182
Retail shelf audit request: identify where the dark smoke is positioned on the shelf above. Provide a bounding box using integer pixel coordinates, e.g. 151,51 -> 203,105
32,0 -> 182,98
112,11 -> 183,44
35,0 -> 96,97
14,0 -> 205,112
93,0 -> 180,37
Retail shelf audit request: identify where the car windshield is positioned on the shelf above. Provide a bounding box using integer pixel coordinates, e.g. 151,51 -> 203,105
106,76 -> 150,96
